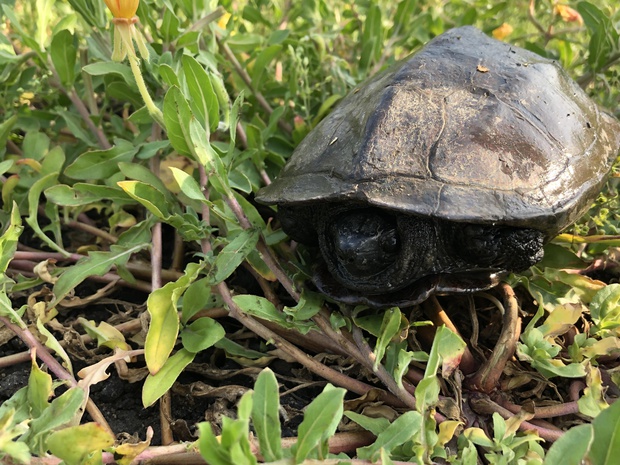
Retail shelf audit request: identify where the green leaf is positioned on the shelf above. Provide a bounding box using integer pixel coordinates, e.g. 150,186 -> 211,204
543,424 -> 593,465
45,183 -> 134,206
27,359 -> 53,418
577,2 -> 619,71
292,384 -> 345,462
25,171 -> 68,256
214,337 -> 269,361
181,277 -> 212,323
0,115 -> 17,150
189,118 -> 227,187
252,369 -> 282,462
0,292 -> 25,324
163,86 -> 194,157
590,284 -> 620,331
282,289 -> 323,321
251,45 -> 282,88
117,180 -> 178,219
50,29 -> 76,87
538,243 -> 586,269
344,411 -> 391,436
518,328 -> 586,378
232,295 -> 287,326
118,161 -> 172,198
211,73 -> 231,130
579,366 -> 608,417
0,407 -> 30,463
1,6 -> 40,56
207,229 -> 260,285
160,8 -> 180,42
158,63 -> 180,87
78,318 -> 130,351
538,303 -> 583,339
46,423 -> 115,465
65,141 -> 138,180
22,131 -> 50,161
218,402 -> 257,465
424,325 -> 466,378
36,319 -> 74,376
360,3 -> 382,71
588,398 -> 620,464
374,307 -> 403,370
415,376 -> 441,414
182,55 -> 219,133
169,166 -> 205,202
35,0 -> 54,49
57,109 -> 98,146
0,385 -> 29,424
82,62 -> 137,88
0,203 -> 23,274
463,427 -> 495,448
226,33 -> 263,52
357,411 -> 423,461
380,448 -> 396,465
145,262 -> 205,373
51,222 -> 152,307
395,349 -> 425,388
142,349 -> 195,407
21,388 -> 86,455
181,317 -> 225,353
66,0 -> 106,27
198,422 -> 232,465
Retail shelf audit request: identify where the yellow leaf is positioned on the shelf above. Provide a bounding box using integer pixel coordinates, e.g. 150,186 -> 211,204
437,420 -> 462,446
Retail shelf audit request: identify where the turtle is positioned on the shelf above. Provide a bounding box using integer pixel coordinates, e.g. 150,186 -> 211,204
256,26 -> 620,308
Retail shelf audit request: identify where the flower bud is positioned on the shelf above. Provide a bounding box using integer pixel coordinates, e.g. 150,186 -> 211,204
554,5 -> 583,25
104,0 -> 139,19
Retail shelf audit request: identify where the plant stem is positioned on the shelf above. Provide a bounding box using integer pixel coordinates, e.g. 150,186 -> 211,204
0,315 -> 114,436
466,283 -> 521,393
117,24 -> 165,126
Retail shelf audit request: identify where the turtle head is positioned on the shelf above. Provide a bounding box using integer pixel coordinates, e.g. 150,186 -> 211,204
317,207 -> 435,294
327,209 -> 400,276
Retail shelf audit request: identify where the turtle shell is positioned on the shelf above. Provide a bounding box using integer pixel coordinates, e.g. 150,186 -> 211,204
256,26 -> 620,238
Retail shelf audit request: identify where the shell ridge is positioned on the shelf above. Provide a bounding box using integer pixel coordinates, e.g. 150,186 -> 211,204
427,94 -> 449,181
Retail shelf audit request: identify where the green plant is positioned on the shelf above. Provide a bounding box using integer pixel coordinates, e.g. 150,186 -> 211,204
0,0 -> 619,464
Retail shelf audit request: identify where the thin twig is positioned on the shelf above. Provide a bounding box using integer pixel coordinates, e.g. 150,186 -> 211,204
65,221 -> 118,243
466,283 -> 521,393
0,315 -> 114,436
470,395 -> 563,442
494,395 -> 580,419
350,322 -> 418,411
528,0 -> 547,37
225,192 -> 300,301
68,88 -> 112,150
79,47 -> 99,116
7,259 -> 153,293
0,319 -> 144,369
220,281 -> 403,406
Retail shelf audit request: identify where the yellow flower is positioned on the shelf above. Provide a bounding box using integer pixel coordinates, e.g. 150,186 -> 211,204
104,0 -> 139,19
554,4 -> 583,25
492,23 -> 513,41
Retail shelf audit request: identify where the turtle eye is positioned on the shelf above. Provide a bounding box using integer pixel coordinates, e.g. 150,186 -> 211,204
380,229 -> 399,254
